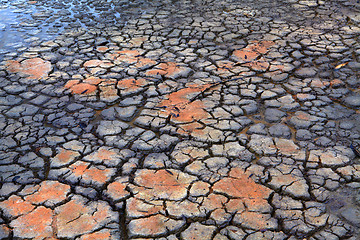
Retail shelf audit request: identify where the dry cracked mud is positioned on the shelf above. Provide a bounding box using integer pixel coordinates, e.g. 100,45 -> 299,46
0,0 -> 360,239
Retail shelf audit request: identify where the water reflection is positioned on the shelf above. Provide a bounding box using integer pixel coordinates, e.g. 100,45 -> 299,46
0,0 -> 152,60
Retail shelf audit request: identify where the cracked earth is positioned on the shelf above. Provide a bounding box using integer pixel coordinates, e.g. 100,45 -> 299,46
0,0 -> 360,239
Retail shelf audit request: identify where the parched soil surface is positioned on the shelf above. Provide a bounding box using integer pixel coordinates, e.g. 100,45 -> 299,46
0,0 -> 360,239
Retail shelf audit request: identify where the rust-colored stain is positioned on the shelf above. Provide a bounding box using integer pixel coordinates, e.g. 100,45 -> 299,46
213,168 -> 272,208
56,200 -> 96,235
83,59 -> 104,68
117,78 -> 147,91
145,62 -> 184,78
84,59 -> 113,68
0,195 -> 35,217
0,181 -> 116,239
64,77 -> 104,94
244,58 -> 270,71
310,79 -> 330,88
69,83 -> 97,94
133,169 -> 196,201
71,161 -> 112,184
216,61 -> 235,74
6,58 -> 52,79
129,214 -> 167,236
96,46 -> 109,53
79,231 -> 111,240
158,84 -> 211,122
89,148 -> 118,161
235,211 -> 273,229
135,57 -> 157,69
53,148 -> 80,164
157,84 -> 212,134
25,181 -> 70,205
233,41 -> 274,71
126,198 -> 162,218
106,181 -> 129,200
110,50 -> 140,64
69,162 -> 110,183
11,206 -> 53,239
108,49 -> 156,69
247,40 -> 275,54
294,111 -> 311,121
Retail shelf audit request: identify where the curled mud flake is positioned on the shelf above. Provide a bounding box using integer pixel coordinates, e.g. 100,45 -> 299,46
6,58 -> 52,79
334,62 -> 349,70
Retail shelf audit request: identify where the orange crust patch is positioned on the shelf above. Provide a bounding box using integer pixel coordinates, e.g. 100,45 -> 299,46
6,58 -> 52,79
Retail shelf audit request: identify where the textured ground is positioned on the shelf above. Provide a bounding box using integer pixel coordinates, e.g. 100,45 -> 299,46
0,0 -> 360,239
